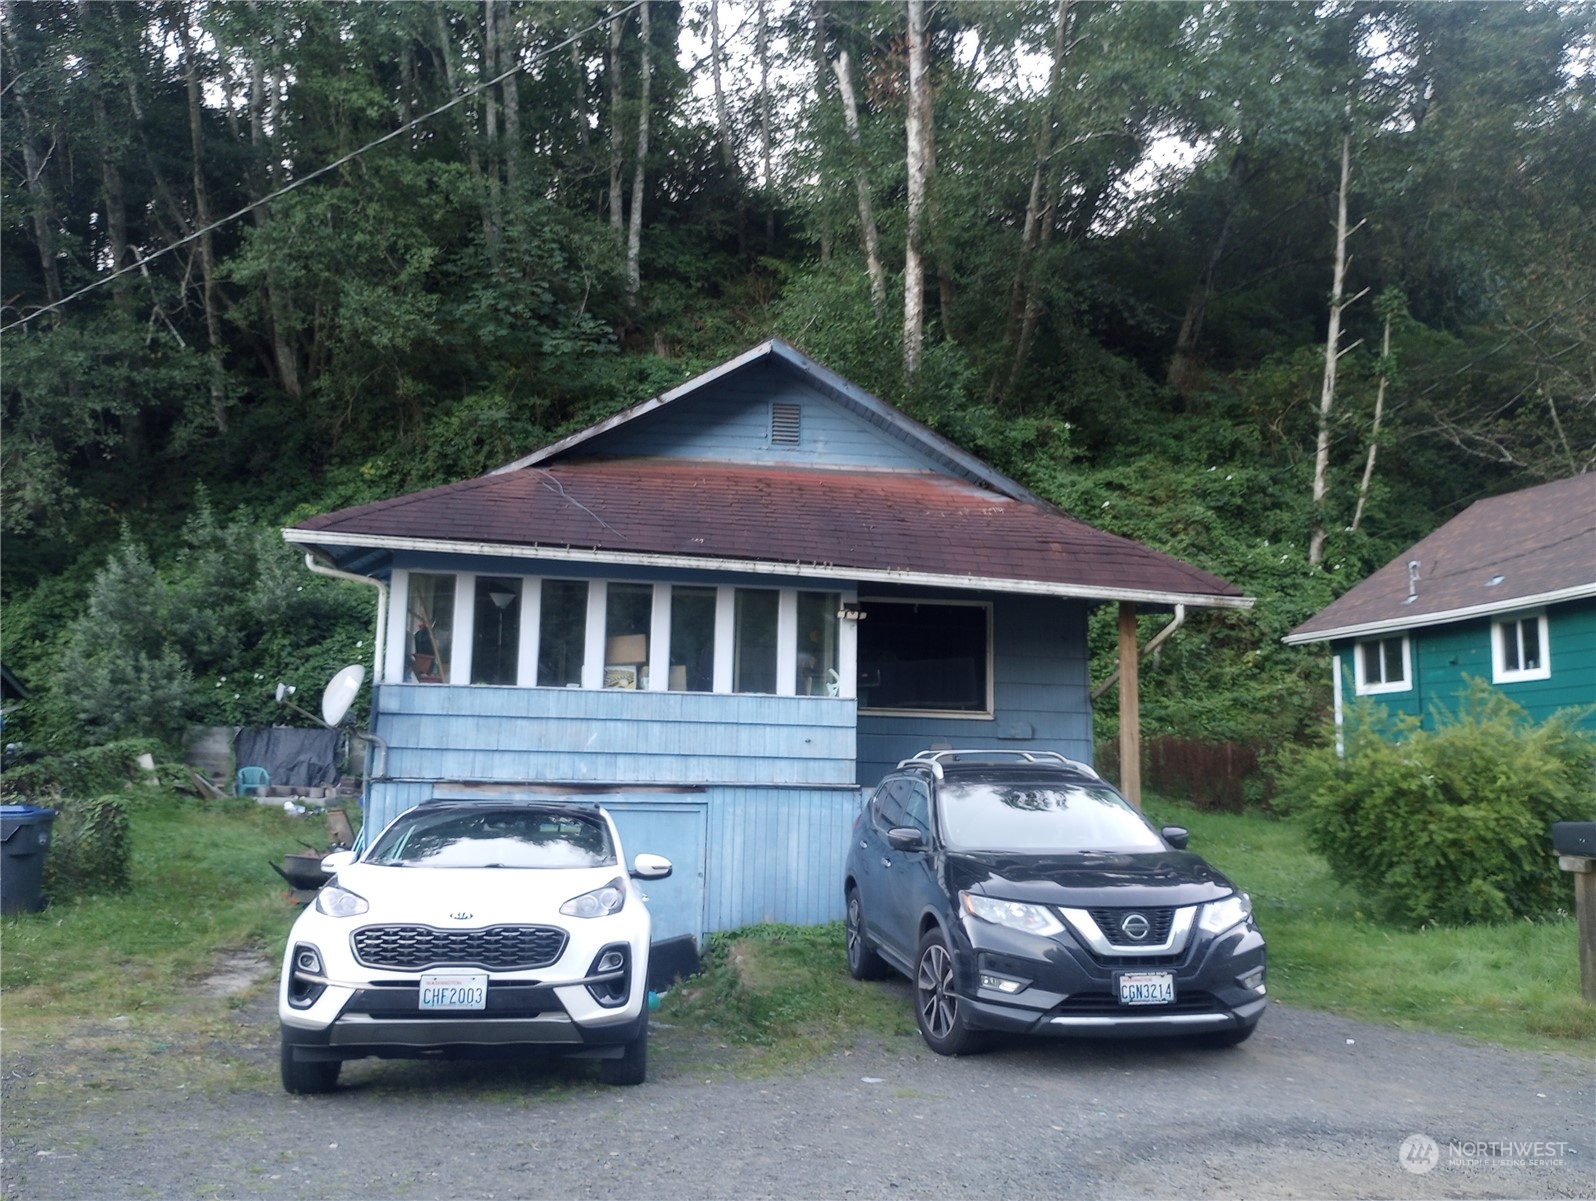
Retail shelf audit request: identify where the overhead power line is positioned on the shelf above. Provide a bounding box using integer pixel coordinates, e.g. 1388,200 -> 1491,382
0,1 -> 642,336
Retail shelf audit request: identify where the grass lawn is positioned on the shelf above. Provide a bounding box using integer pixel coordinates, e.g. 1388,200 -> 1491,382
2,790 -> 1590,1066
1139,794 -> 1595,1052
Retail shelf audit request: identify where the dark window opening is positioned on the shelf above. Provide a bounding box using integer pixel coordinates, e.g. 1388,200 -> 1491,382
858,601 -> 989,713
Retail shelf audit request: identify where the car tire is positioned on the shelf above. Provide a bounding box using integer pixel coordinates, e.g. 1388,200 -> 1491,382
845,888 -> 891,981
1196,1022 -> 1257,1049
913,929 -> 988,1056
280,1041 -> 341,1094
600,1019 -> 648,1086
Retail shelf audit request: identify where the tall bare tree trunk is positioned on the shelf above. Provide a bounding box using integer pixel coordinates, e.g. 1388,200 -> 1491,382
498,1 -> 521,199
1351,311 -> 1392,533
481,0 -> 503,267
903,0 -> 932,378
625,0 -> 651,313
177,2 -> 229,431
607,6 -> 626,244
244,0 -> 303,399
830,50 -> 885,318
810,0 -> 833,262
710,0 -> 747,257
1,12 -> 64,309
993,0 -> 1069,402
1309,130 -> 1368,566
757,0 -> 775,249
710,0 -> 735,170
1167,149 -> 1250,397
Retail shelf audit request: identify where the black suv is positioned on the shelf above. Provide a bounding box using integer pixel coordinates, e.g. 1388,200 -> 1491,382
843,750 -> 1266,1054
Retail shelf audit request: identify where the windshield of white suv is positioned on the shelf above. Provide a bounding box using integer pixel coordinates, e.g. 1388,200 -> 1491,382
366,808 -> 616,868
937,781 -> 1166,853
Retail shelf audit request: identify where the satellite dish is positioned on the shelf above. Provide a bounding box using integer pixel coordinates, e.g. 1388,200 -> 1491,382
321,665 -> 366,727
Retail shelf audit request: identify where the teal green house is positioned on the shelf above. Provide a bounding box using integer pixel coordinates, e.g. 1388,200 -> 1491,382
1285,474 -> 1596,734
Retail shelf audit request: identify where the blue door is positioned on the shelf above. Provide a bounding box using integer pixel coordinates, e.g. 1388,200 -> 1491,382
605,799 -> 709,944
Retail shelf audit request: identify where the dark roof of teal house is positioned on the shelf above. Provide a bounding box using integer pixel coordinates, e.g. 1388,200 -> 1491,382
285,340 -> 1250,609
1285,473 -> 1596,645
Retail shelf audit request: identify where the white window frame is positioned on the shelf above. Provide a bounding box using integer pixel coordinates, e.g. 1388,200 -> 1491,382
1492,612 -> 1551,683
1352,634 -> 1411,696
386,572 -> 860,698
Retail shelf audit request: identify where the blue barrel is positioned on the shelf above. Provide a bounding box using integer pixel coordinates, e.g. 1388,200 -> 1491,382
1,804 -> 59,915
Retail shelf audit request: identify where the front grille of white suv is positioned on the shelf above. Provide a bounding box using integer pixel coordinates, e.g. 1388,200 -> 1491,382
353,924 -> 568,971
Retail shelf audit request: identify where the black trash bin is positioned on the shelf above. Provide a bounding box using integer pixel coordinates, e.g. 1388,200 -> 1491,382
1,803 -> 59,915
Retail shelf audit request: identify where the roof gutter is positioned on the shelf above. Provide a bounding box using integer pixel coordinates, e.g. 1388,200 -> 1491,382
1283,582 -> 1596,645
301,552 -> 389,779
284,530 -> 1254,612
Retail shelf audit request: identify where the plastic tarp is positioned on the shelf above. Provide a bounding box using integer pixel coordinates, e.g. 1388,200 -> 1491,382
232,726 -> 342,788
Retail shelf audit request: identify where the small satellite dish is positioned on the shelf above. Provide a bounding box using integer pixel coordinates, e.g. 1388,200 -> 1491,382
321,665 -> 366,727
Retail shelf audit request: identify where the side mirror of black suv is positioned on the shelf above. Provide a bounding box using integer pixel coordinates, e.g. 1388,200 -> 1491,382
887,827 -> 927,852
1161,825 -> 1190,850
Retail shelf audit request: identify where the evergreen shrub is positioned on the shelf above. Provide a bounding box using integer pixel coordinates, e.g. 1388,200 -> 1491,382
1276,684 -> 1596,925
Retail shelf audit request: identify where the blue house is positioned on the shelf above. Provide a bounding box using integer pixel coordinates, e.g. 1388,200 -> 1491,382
1285,473 -> 1596,737
284,340 -> 1250,947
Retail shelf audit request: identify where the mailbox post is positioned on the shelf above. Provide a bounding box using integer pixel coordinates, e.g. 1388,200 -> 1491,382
1551,822 -> 1596,1005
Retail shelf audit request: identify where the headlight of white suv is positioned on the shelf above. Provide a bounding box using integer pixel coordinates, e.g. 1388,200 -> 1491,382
960,891 -> 1064,937
314,883 -> 369,918
560,877 -> 627,918
1198,892 -> 1252,935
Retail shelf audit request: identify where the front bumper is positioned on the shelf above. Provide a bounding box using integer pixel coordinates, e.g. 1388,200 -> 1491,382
279,929 -> 650,1062
953,913 -> 1268,1039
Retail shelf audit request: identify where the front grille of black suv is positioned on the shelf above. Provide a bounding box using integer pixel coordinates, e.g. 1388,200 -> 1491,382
352,924 -> 568,971
1087,907 -> 1176,948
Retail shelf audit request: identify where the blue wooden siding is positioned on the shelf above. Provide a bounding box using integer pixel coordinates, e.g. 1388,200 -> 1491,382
1331,599 -> 1596,732
701,786 -> 860,931
364,687 -> 855,830
356,782 -> 856,939
857,594 -> 1093,787
568,361 -> 938,472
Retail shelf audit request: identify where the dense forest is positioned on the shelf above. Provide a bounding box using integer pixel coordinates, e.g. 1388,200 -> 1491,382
2,0 -> 1592,756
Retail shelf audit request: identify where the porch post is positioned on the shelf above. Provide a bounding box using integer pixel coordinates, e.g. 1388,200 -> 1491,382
1118,602 -> 1142,809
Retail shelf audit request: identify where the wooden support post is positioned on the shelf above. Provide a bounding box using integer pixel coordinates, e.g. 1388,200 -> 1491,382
1118,602 -> 1141,810
1557,855 -> 1596,1004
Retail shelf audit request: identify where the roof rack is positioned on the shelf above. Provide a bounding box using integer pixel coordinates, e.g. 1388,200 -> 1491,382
894,749 -> 1101,781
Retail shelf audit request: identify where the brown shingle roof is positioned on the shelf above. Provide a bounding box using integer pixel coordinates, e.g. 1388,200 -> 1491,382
1286,473 -> 1596,644
291,459 -> 1247,606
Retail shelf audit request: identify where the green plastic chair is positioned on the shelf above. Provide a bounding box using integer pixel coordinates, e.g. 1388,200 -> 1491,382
235,766 -> 270,795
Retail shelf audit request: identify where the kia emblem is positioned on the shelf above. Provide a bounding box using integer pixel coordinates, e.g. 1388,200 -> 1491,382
450,912 -> 473,921
1120,913 -> 1151,941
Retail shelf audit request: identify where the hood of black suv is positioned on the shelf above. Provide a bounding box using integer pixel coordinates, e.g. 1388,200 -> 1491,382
946,849 -> 1235,910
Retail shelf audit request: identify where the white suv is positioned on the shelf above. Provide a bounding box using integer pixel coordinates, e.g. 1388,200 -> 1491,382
278,799 -> 671,1091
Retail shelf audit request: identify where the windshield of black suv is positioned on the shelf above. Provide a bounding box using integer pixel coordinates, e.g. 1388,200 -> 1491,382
937,780 -> 1166,853
366,807 -> 616,868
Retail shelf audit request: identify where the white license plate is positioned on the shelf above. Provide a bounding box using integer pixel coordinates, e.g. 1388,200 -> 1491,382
418,972 -> 488,1011
1117,971 -> 1175,1006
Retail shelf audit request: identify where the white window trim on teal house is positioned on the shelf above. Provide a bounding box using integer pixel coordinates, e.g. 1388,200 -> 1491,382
1492,612 -> 1550,683
1352,633 -> 1411,696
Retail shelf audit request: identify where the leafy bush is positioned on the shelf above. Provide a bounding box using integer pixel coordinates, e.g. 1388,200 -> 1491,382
41,792 -> 133,901
1275,685 -> 1596,925
1,738 -> 167,801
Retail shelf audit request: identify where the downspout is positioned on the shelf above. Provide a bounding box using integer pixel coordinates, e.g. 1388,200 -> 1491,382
1091,604 -> 1187,701
302,553 -> 389,779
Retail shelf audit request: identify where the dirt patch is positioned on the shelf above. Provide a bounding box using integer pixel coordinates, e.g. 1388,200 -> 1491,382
199,950 -> 274,998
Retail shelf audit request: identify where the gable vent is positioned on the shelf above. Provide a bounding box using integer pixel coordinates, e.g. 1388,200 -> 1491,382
771,402 -> 802,445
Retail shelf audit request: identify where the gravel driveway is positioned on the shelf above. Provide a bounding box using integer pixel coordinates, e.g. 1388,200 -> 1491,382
3,974 -> 1591,1200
